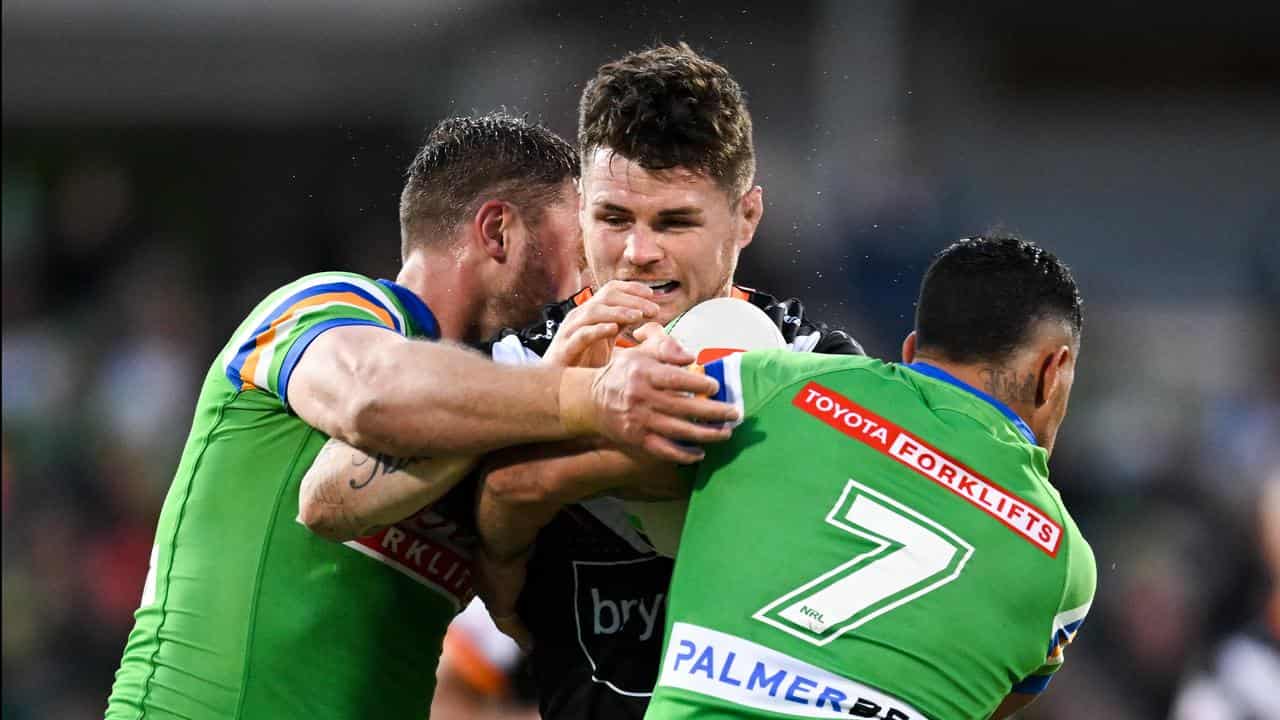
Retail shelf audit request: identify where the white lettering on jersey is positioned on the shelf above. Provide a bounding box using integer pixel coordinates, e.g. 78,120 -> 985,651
335,507 -> 475,609
794,381 -> 1063,556
657,622 -> 926,719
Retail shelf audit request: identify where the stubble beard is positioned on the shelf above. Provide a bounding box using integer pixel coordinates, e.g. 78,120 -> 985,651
490,231 -> 562,334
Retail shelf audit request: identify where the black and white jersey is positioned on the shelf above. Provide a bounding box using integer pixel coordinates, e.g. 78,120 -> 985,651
480,286 -> 864,720
488,285 -> 863,365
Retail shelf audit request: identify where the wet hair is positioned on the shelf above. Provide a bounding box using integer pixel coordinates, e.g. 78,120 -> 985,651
399,112 -> 579,258
578,42 -> 755,196
914,236 -> 1083,364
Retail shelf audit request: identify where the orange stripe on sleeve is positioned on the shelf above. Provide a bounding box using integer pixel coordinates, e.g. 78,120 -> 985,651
239,292 -> 396,388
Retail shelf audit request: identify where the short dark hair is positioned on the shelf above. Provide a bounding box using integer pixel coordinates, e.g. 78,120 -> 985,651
578,43 -> 755,196
399,112 -> 579,258
914,236 -> 1083,364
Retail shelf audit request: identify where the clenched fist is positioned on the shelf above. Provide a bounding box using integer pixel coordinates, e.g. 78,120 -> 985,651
559,323 -> 739,463
542,281 -> 661,368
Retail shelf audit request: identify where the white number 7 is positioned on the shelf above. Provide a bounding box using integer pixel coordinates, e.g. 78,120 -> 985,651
755,479 -> 974,646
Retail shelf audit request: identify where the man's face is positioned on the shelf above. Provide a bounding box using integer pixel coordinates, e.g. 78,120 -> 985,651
493,182 -> 585,332
580,148 -> 760,327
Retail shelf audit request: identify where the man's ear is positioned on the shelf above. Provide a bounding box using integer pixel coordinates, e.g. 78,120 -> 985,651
901,331 -> 918,364
737,185 -> 763,250
1036,345 -> 1072,408
474,199 -> 508,261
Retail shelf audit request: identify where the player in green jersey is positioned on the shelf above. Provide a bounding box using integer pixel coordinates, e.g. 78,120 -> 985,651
104,114 -> 737,720
648,237 -> 1094,720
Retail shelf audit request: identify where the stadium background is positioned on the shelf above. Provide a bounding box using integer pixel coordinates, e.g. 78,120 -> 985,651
3,1 -> 1278,718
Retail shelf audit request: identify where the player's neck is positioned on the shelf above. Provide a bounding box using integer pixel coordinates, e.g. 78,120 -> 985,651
396,252 -> 484,343
911,353 -> 1036,431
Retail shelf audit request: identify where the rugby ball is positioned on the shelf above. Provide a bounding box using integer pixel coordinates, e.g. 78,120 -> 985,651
624,297 -> 787,557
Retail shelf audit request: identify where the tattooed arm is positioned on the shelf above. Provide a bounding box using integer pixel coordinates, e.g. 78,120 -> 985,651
297,438 -> 475,542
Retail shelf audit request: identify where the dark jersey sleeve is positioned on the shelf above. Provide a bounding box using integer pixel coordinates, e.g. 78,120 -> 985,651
481,286 -> 864,360
737,286 -> 865,356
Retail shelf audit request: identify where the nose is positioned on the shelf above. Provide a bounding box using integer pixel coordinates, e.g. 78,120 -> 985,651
623,227 -> 663,267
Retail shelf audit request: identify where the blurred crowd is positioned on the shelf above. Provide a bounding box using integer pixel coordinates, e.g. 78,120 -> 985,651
3,128 -> 1277,720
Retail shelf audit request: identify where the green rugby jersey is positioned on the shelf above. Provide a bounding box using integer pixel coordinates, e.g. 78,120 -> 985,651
648,351 -> 1095,720
106,272 -> 473,720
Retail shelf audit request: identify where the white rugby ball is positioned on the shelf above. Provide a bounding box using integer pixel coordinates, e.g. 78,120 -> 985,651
624,297 -> 787,558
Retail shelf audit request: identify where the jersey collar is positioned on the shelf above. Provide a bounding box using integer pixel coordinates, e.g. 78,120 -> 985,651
377,279 -> 440,340
904,362 -> 1037,445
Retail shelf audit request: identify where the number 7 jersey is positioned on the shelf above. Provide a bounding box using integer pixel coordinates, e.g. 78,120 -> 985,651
648,351 -> 1095,720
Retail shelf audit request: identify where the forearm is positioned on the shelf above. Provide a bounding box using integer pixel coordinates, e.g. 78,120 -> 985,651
298,438 -> 476,542
475,440 -> 605,561
476,441 -> 682,560
476,486 -> 562,562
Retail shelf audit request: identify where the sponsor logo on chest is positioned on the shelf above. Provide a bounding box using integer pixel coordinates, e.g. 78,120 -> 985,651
588,586 -> 665,642
572,555 -> 674,696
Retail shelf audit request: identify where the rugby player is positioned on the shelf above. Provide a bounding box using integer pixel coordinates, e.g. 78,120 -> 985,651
480,45 -> 865,720
303,44 -> 862,719
647,237 -> 1096,720
104,113 -> 736,720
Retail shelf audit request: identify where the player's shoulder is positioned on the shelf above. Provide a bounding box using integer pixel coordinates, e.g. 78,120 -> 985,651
739,347 -> 879,376
241,271 -> 389,320
269,270 -> 384,295
277,270 -> 407,313
218,270 -> 438,400
710,350 -> 887,416
734,285 -> 864,356
895,365 -> 1052,471
247,271 -> 438,338
1057,503 -> 1097,598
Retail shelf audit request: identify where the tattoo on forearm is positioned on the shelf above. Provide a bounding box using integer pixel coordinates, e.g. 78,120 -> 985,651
348,451 -> 427,489
979,367 -> 1038,406
316,438 -> 428,491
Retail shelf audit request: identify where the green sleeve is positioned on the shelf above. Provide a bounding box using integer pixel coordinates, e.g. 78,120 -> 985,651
1015,533 -> 1096,693
219,272 -> 407,407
